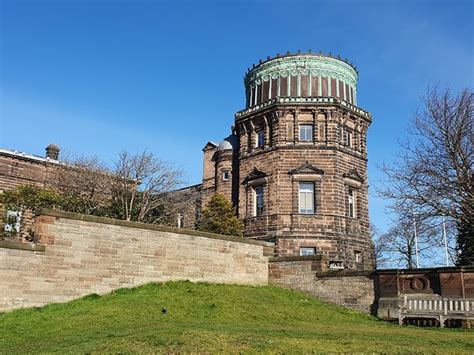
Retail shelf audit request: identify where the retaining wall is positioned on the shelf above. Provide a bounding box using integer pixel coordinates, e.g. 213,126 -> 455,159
0,210 -> 273,312
269,255 -> 376,313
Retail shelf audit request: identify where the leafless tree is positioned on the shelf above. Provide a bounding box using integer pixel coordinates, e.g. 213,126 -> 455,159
379,87 -> 473,265
372,224 -> 389,269
53,156 -> 111,215
376,215 -> 438,269
112,150 -> 189,223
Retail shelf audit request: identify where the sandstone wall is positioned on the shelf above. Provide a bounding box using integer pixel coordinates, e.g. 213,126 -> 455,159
269,256 -> 376,314
0,210 -> 272,312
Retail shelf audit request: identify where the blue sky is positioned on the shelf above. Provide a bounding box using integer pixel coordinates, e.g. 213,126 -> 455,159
1,0 -> 473,241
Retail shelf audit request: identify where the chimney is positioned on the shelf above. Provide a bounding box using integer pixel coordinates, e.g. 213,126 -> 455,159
45,144 -> 60,160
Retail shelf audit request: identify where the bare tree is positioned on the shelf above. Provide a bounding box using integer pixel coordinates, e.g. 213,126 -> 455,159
372,224 -> 389,269
380,87 -> 473,265
376,215 -> 438,269
53,156 -> 111,215
112,150 -> 187,223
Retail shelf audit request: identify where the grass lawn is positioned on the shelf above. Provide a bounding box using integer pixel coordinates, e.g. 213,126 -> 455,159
0,281 -> 472,353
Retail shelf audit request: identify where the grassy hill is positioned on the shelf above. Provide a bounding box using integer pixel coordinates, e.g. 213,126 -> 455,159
0,281 -> 472,353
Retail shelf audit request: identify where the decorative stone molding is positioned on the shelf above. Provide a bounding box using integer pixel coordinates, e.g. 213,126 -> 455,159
242,168 -> 268,186
289,162 -> 324,176
244,54 -> 359,108
245,55 -> 357,88
235,96 -> 371,120
343,168 -> 365,183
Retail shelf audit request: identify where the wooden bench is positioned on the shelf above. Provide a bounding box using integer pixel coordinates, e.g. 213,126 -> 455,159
399,296 -> 474,328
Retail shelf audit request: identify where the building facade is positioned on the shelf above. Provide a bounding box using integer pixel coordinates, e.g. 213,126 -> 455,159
0,52 -> 374,269
0,145 -> 62,239
185,52 -> 374,269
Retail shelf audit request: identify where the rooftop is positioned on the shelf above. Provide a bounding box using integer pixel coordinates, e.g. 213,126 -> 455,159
246,50 -> 358,75
0,148 -> 61,164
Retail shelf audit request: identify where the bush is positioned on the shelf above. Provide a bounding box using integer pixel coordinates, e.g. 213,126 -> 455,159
0,185 -> 64,211
196,194 -> 243,237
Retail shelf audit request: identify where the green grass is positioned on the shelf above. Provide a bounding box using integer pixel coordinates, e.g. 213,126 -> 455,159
1,281 -> 472,353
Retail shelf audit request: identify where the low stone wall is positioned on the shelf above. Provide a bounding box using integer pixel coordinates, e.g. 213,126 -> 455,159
269,256 -> 376,313
312,270 -> 376,313
0,210 -> 273,312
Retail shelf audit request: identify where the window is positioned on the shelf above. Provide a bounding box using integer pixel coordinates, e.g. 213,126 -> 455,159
344,129 -> 353,147
223,171 -> 229,181
256,130 -> 265,148
354,251 -> 362,263
299,182 -> 315,214
348,188 -> 356,218
254,185 -> 264,216
4,210 -> 21,234
177,212 -> 184,228
300,247 -> 316,256
299,125 -> 313,142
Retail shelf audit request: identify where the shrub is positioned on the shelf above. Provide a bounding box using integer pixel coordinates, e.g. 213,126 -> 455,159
196,194 -> 243,237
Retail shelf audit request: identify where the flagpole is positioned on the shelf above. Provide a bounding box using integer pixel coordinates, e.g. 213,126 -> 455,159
443,218 -> 449,266
414,210 -> 419,268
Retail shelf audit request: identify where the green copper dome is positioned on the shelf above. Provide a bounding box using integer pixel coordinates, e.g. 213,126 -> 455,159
244,52 -> 358,108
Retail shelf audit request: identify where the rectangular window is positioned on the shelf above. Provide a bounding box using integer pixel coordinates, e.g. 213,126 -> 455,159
280,77 -> 288,96
262,81 -> 270,102
290,75 -> 298,96
223,171 -> 229,181
299,125 -> 313,142
256,84 -> 261,104
348,188 -> 356,218
254,186 -> 264,216
299,182 -> 315,214
300,247 -> 316,256
256,130 -> 265,148
344,129 -> 353,147
177,212 -> 184,228
4,210 -> 21,234
354,251 -> 361,262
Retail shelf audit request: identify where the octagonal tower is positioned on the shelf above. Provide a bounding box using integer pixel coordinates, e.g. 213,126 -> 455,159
235,51 -> 374,270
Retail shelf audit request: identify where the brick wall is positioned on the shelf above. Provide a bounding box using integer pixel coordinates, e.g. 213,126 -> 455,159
236,105 -> 374,269
0,210 -> 272,312
269,256 -> 376,314
0,153 -> 51,191
0,153 -> 58,241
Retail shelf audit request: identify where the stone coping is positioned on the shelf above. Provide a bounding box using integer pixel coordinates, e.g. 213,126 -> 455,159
376,266 -> 474,274
315,269 -> 375,277
36,209 -> 274,248
269,255 -> 328,262
0,239 -> 45,252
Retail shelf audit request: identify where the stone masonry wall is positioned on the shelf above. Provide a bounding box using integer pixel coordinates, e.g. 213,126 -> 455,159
269,256 -> 376,314
0,210 -> 273,312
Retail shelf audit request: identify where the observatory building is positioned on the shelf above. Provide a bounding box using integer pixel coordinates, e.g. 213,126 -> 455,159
178,51 -> 374,269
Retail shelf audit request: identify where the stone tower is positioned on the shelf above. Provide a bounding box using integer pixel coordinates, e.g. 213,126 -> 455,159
234,52 -> 374,269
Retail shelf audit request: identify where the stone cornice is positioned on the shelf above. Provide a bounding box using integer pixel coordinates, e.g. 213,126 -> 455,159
235,96 -> 371,122
0,240 -> 45,252
239,145 -> 368,163
245,55 -> 358,87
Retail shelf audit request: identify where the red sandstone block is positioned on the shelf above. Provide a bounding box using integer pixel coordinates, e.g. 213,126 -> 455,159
36,215 -> 56,224
37,234 -> 55,245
